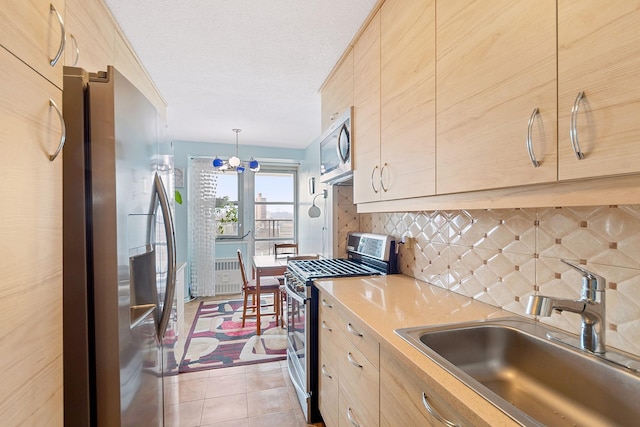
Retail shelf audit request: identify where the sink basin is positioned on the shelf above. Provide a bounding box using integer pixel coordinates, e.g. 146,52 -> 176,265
396,317 -> 640,427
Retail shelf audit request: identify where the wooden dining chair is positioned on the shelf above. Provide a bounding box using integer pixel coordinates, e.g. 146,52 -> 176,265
279,254 -> 320,327
274,242 -> 299,258
237,249 -> 280,335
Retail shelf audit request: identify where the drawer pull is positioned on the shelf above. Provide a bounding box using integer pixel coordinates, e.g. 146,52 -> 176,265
49,4 -> 66,66
321,321 -> 332,332
69,33 -> 80,66
570,91 -> 586,160
422,392 -> 460,427
321,364 -> 332,379
526,107 -> 541,168
347,322 -> 363,337
48,99 -> 66,162
321,299 -> 333,309
347,352 -> 363,368
346,407 -> 360,427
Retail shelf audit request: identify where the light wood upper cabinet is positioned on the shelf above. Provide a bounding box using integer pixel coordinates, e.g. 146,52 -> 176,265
353,11 -> 381,204
321,50 -> 354,132
0,46 -> 63,426
65,0 -> 116,71
558,0 -> 640,181
380,0 -> 436,200
436,0 -> 557,195
0,0 -> 66,89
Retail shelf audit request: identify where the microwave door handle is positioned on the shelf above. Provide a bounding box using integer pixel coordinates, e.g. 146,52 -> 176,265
337,124 -> 350,163
154,172 -> 177,340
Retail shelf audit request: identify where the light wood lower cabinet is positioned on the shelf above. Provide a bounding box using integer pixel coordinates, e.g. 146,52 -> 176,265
380,348 -> 472,427
317,290 -> 379,427
0,45 -> 63,426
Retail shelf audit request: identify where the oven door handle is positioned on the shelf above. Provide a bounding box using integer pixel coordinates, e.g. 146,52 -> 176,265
287,350 -> 312,398
285,283 -> 307,304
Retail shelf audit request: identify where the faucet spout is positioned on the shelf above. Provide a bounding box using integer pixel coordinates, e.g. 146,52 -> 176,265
526,260 -> 606,354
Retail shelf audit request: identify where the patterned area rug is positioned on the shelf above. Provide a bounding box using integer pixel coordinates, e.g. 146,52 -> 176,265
179,299 -> 287,373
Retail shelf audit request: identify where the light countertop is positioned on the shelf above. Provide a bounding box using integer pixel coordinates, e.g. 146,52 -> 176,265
314,274 -> 520,426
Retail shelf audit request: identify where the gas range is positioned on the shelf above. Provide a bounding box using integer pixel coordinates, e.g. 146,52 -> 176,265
285,258 -> 381,292
284,232 -> 396,423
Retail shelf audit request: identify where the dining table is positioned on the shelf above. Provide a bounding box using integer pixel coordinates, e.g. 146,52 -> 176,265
251,255 -> 289,287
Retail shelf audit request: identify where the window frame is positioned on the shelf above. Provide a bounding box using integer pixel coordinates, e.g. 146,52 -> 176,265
213,169 -> 245,240
253,166 -> 298,255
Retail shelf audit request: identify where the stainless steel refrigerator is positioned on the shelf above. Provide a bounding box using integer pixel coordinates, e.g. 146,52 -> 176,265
62,66 -> 178,426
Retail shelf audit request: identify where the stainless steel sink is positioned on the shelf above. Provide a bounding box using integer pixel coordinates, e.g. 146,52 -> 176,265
396,318 -> 640,427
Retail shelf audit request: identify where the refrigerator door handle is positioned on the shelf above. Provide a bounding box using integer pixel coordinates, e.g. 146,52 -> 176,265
154,172 -> 177,340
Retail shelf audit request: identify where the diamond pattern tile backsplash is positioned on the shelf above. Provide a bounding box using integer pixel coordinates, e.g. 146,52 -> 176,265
361,206 -> 640,357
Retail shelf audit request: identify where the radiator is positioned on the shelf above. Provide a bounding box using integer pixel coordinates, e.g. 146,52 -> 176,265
214,258 -> 243,294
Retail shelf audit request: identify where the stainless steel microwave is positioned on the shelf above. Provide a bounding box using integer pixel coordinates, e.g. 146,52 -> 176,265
320,107 -> 352,183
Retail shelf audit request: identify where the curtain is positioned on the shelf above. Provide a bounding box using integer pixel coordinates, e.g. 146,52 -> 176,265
188,157 -> 217,297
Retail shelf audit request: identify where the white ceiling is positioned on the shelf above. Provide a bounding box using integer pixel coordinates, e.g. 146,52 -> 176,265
104,0 -> 377,149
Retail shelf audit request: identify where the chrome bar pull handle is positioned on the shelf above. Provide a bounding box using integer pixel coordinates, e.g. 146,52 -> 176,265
371,165 -> 380,193
422,392 -> 460,427
347,407 -> 361,427
49,4 -> 66,66
526,107 -> 541,167
48,99 -> 66,161
380,162 -> 389,192
321,364 -> 333,379
347,322 -> 363,337
347,352 -> 363,368
69,33 -> 80,66
570,91 -> 586,160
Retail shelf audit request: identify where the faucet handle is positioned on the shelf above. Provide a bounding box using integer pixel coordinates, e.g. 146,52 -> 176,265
561,259 -> 606,300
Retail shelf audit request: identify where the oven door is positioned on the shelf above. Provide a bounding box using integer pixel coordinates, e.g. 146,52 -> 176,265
284,281 -> 311,419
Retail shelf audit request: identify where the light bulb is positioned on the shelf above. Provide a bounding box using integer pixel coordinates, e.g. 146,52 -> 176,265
212,157 -> 224,167
249,158 -> 260,171
229,156 -> 241,167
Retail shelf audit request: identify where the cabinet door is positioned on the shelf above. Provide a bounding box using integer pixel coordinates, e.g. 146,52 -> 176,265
353,11 -> 381,204
558,0 -> 640,180
0,46 -> 63,425
65,0 -> 116,71
380,0 -> 436,200
321,50 -> 354,132
436,0 -> 557,194
380,349 -> 472,427
0,0 -> 66,89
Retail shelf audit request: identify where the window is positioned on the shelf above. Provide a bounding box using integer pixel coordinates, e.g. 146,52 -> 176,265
253,169 -> 297,255
213,170 -> 243,238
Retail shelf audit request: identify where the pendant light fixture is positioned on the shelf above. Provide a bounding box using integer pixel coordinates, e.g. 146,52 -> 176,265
212,129 -> 260,173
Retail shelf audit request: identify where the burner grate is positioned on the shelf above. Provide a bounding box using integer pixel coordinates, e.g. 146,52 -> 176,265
288,258 -> 380,280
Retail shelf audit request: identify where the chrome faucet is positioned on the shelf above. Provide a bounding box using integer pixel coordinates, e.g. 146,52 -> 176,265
526,259 -> 606,354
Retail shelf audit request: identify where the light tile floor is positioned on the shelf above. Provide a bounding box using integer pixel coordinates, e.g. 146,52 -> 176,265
168,296 -> 323,427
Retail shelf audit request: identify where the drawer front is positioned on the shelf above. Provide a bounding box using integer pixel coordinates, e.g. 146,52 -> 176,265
338,380 -> 378,427
338,312 -> 380,369
319,350 -> 340,427
338,340 -> 379,427
380,349 -> 472,427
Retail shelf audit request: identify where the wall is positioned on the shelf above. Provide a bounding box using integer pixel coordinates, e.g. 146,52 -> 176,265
362,206 -> 640,357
